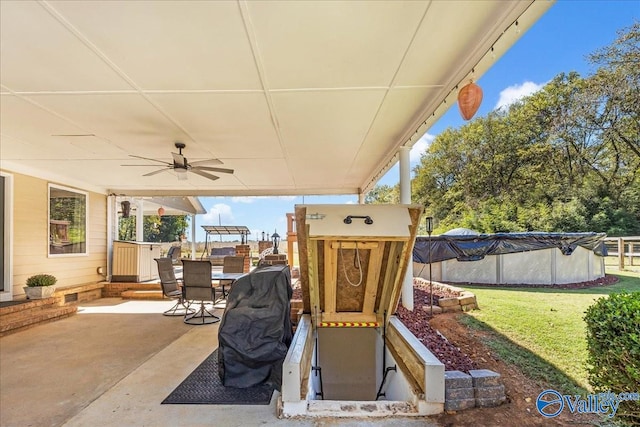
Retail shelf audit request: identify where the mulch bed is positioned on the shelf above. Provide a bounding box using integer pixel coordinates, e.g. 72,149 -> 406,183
444,273 -> 619,289
397,287 -> 477,372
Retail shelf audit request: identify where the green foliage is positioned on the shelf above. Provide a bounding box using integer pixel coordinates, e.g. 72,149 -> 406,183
584,292 -> 640,424
118,216 -> 136,241
118,215 -> 188,242
144,215 -> 188,242
378,23 -> 640,235
25,274 -> 57,287
365,184 -> 399,204
50,195 -> 86,243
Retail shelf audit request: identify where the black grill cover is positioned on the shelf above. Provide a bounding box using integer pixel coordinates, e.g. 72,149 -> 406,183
218,264 -> 293,390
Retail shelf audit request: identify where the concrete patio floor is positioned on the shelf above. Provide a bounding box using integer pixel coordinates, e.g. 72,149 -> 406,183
0,298 -> 439,427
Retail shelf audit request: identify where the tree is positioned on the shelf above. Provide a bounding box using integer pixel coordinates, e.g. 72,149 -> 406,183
118,215 -> 188,242
409,23 -> 639,235
144,215 -> 188,242
365,184 -> 399,204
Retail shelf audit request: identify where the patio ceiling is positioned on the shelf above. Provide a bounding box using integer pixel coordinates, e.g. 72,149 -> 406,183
0,0 -> 553,197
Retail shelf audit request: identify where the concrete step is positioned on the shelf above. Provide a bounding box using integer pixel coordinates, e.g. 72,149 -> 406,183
103,282 -> 161,298
121,290 -> 165,300
0,302 -> 77,336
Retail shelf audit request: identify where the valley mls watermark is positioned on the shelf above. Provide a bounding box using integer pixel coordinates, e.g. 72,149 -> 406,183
536,389 -> 640,419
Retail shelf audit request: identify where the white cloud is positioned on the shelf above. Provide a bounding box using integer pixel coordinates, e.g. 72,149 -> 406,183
410,133 -> 435,163
202,203 -> 234,224
495,81 -> 545,110
231,197 -> 255,204
231,196 -> 297,203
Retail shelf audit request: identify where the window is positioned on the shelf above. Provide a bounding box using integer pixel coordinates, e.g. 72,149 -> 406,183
49,184 -> 88,256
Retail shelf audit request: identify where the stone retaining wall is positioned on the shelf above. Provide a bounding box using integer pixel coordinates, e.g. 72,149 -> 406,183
444,369 -> 506,411
413,278 -> 478,312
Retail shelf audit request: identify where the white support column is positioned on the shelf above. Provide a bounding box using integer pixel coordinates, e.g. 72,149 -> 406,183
106,195 -> 115,282
358,191 -> 365,204
136,199 -> 144,242
191,214 -> 197,260
399,146 -> 414,310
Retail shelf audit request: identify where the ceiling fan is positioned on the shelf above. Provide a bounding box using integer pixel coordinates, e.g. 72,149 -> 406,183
123,142 -> 233,181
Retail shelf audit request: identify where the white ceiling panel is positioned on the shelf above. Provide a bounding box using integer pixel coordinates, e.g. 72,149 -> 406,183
0,0 -> 554,197
1,94 -> 89,146
231,158 -> 292,187
273,90 -> 386,152
23,93 -> 189,157
247,1 -> 428,89
0,1 -> 133,92
396,1 -> 526,87
352,86 -> 441,168
148,92 -> 282,159
50,1 -> 262,90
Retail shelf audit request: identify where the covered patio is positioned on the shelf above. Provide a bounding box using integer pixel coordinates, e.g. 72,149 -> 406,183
0,1 -> 554,425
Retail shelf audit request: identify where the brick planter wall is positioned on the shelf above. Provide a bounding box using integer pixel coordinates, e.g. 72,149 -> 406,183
235,244 -> 251,272
258,241 -> 273,254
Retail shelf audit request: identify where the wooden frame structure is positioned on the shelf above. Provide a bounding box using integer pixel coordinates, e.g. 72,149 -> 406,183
281,204 -> 447,418
295,204 -> 422,328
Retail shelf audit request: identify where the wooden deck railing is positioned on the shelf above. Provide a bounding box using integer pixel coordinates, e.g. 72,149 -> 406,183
604,236 -> 640,270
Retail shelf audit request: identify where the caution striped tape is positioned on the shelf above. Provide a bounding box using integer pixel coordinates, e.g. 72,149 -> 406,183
318,322 -> 379,328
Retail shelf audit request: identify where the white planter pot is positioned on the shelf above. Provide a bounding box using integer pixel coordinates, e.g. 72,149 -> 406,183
23,286 -> 56,299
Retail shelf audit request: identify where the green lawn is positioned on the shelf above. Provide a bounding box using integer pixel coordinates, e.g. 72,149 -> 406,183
460,270 -> 640,394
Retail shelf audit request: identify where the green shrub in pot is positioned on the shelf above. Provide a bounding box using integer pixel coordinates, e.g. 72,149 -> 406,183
26,274 -> 57,287
23,274 -> 57,299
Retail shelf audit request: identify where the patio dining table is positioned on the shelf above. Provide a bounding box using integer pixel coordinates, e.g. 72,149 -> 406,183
212,272 -> 245,300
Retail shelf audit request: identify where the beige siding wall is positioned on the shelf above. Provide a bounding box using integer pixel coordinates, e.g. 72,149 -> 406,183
11,172 -> 107,297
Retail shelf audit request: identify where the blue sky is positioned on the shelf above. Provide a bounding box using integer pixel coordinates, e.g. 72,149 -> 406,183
193,1 -> 639,243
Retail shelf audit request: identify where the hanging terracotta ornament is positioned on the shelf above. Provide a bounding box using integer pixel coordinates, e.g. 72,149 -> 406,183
457,81 -> 483,120
157,206 -> 165,216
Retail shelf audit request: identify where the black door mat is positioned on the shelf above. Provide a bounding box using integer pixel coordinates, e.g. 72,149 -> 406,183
162,349 -> 274,405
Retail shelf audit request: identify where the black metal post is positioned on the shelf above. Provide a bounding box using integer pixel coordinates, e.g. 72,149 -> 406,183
426,217 -> 433,316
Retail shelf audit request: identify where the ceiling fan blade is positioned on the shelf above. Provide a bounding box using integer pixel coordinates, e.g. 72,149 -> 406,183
129,154 -> 170,165
193,166 -> 234,174
190,158 -> 223,166
171,152 -> 187,168
143,168 -> 169,177
189,169 -> 220,181
121,164 -> 167,167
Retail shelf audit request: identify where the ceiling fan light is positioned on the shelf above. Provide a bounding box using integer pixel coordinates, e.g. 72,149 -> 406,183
176,169 -> 188,180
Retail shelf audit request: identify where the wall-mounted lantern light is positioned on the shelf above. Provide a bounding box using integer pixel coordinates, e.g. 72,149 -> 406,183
121,201 -> 131,218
